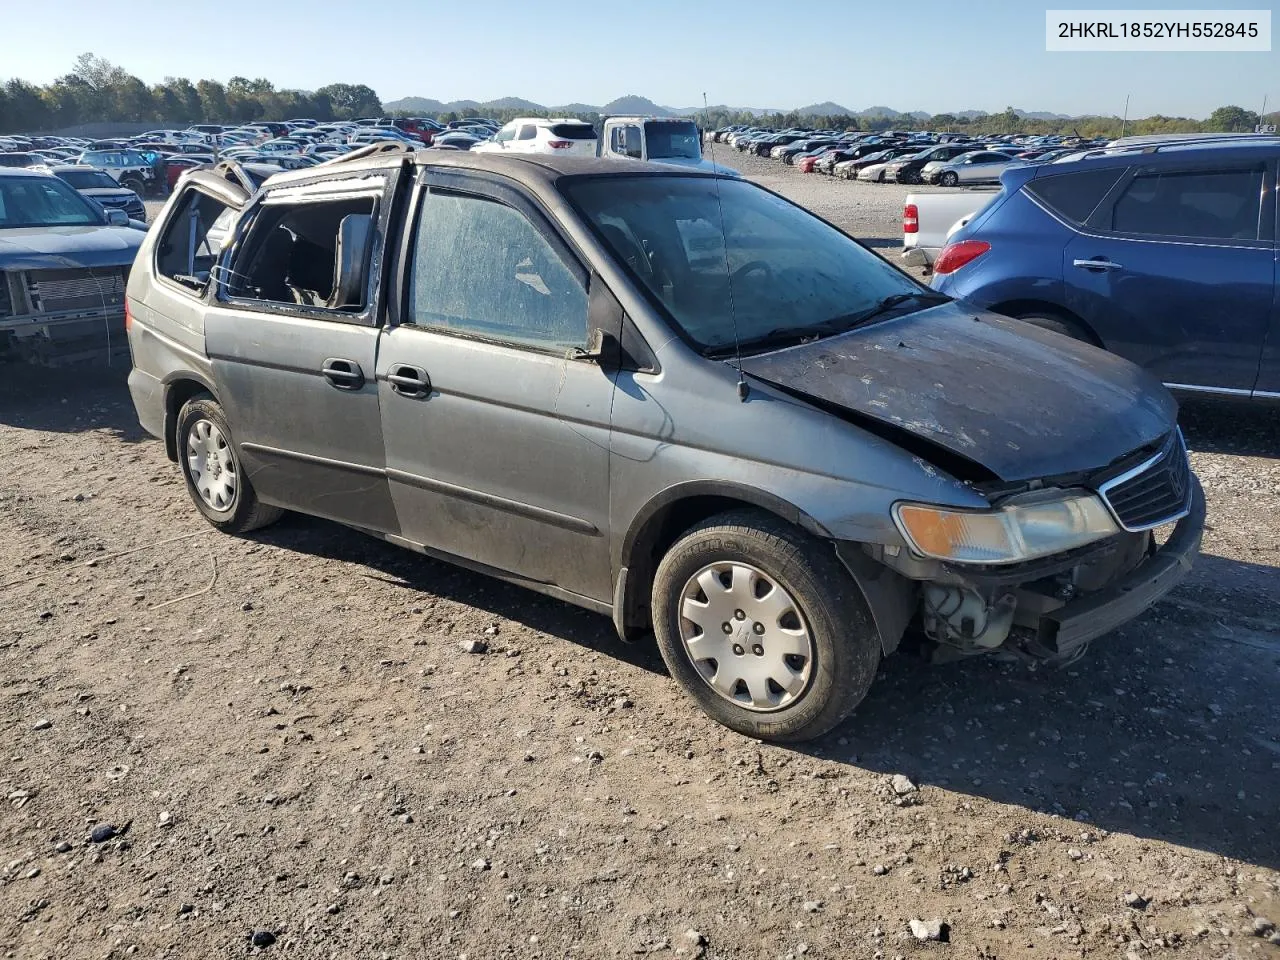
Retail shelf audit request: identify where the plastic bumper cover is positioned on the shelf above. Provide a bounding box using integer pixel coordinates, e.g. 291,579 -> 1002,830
1034,476 -> 1205,657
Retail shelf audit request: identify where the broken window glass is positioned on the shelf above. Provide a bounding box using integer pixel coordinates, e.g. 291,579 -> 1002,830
225,196 -> 376,310
408,190 -> 587,351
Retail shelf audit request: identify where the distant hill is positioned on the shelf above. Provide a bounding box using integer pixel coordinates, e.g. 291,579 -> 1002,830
383,93 -> 1091,123
598,95 -> 675,117
1016,109 -> 1075,120
551,103 -> 600,116
857,105 -> 902,118
795,101 -> 856,117
481,97 -> 543,113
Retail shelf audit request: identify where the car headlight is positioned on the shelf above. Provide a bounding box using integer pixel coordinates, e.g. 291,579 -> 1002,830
892,491 -> 1119,565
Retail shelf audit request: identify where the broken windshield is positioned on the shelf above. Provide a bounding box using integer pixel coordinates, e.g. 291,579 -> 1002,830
563,175 -> 929,355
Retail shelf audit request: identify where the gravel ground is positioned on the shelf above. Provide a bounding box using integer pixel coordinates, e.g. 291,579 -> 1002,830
6,160 -> 1280,960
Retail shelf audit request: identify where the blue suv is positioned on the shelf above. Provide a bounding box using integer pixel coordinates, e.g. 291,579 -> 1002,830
931,137 -> 1279,401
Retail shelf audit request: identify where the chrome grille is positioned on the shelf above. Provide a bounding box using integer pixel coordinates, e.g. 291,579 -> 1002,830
1098,431 -> 1192,531
26,268 -> 126,314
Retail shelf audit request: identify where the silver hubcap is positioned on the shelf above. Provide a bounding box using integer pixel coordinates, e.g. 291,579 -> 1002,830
186,419 -> 237,512
678,562 -> 814,712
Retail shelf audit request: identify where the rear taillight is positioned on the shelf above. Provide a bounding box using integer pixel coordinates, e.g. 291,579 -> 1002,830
933,240 -> 991,275
902,203 -> 919,234
124,300 -> 133,332
547,140 -> 573,149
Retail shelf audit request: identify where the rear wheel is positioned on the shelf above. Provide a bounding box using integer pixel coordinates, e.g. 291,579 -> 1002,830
120,176 -> 145,195
176,394 -> 283,534
652,510 -> 881,743
1008,308 -> 1093,343
940,171 -> 959,187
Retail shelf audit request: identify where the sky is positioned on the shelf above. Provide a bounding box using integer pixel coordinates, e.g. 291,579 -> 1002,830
3,0 -> 1276,118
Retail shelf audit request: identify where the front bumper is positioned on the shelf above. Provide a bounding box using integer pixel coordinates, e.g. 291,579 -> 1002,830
1031,476 -> 1204,658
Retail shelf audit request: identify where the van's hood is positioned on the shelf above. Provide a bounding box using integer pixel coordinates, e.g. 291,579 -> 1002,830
0,225 -> 144,271
739,303 -> 1177,483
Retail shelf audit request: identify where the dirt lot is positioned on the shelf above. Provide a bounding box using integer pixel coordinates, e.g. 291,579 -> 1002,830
5,160 -> 1280,960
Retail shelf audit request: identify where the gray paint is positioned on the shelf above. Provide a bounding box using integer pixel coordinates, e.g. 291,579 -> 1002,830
124,150 -> 1201,662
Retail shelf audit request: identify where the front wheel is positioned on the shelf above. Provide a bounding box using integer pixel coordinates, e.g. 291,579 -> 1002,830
652,511 -> 882,742
940,171 -> 959,187
176,394 -> 283,534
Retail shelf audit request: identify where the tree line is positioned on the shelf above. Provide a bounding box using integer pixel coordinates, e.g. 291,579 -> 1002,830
0,54 -> 382,133
2,55 -> 1274,140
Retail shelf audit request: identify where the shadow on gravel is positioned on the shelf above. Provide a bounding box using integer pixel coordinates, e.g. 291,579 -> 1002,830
261,508 -> 1279,869
805,553 -> 1280,870
0,362 -> 148,442
252,513 -> 666,677
1180,397 -> 1280,459
22,365 -> 1276,868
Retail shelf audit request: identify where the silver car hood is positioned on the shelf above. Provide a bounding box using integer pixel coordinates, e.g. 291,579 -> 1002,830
0,225 -> 145,271
739,303 -> 1178,483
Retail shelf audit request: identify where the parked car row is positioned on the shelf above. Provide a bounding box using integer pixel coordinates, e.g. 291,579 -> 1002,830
707,124 -> 1111,186
0,117 -> 508,206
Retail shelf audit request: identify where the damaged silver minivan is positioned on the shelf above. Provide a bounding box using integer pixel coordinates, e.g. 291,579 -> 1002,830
124,147 -> 1204,742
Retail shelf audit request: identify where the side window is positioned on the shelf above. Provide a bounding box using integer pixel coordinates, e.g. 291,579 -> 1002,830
226,194 -> 377,310
610,127 -> 624,153
517,125 -> 537,141
155,188 -> 238,293
1111,167 -> 1263,241
494,123 -> 516,143
1023,169 -> 1124,225
408,190 -> 587,351
623,125 -> 643,159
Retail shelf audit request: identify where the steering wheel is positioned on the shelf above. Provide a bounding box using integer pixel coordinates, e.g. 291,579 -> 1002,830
732,260 -> 775,286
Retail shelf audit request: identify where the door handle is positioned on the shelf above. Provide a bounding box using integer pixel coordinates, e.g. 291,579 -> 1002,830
1072,258 -> 1123,271
321,358 -> 365,390
387,364 -> 431,399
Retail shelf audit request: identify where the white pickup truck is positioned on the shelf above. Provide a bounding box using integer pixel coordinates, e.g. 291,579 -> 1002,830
600,116 -> 737,175
901,188 -> 999,270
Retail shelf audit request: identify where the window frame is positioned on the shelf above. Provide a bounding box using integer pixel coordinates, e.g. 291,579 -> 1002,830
1022,167 -> 1126,227
390,167 -> 592,356
150,179 -> 248,303
1083,158 -> 1273,248
214,166 -> 402,327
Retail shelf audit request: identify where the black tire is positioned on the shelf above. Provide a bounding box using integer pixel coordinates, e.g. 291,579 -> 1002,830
175,393 -> 283,534
1008,308 -> 1093,343
940,171 -> 959,187
121,177 -> 145,195
651,510 -> 881,743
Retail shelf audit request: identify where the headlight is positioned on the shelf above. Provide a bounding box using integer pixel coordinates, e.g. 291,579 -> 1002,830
893,491 -> 1119,565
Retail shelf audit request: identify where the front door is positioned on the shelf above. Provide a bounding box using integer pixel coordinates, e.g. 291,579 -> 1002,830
203,165 -> 403,532
1251,158 -> 1280,398
377,169 -> 616,602
1064,160 -> 1272,393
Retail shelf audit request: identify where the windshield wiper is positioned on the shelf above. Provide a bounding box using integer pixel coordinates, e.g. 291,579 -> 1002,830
709,292 -> 951,358
830,291 -> 951,330
710,317 -> 854,357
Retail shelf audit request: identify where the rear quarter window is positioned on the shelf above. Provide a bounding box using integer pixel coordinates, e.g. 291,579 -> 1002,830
549,124 -> 596,140
1023,168 -> 1125,225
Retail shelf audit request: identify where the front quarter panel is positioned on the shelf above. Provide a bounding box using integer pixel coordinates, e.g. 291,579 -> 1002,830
608,344 -> 989,572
